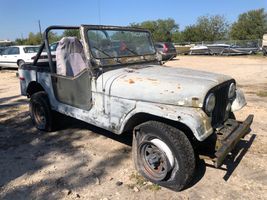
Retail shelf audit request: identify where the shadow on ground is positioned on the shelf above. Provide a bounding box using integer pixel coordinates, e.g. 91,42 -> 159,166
0,96 -> 256,199
0,105 -> 132,200
204,133 -> 256,181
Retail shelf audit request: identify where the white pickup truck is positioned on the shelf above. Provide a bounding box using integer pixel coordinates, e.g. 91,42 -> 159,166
18,25 -> 253,191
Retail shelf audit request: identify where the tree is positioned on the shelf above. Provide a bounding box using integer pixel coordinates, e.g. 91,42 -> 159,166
26,32 -> 42,45
62,29 -> 80,38
130,18 -> 179,42
230,8 -> 267,40
180,25 -> 200,42
48,32 -> 61,43
181,15 -> 229,42
15,38 -> 27,45
14,31 -> 60,45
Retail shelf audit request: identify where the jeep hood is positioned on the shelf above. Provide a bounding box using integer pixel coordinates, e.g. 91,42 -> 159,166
99,65 -> 232,107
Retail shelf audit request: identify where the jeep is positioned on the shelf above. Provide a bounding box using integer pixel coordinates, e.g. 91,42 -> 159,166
18,25 -> 253,191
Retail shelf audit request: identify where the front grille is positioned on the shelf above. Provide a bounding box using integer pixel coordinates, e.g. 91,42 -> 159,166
209,81 -> 233,127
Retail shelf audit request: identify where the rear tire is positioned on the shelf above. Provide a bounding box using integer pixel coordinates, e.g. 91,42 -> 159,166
29,91 -> 54,131
132,121 -> 195,191
18,60 -> 25,67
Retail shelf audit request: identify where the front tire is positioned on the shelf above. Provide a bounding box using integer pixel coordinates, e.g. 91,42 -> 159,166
29,91 -> 54,131
132,121 -> 195,191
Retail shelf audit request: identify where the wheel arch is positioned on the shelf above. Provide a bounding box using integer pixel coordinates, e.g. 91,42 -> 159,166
26,81 -> 45,97
122,112 -> 197,143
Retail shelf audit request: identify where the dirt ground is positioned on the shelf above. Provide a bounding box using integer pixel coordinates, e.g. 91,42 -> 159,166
0,56 -> 266,200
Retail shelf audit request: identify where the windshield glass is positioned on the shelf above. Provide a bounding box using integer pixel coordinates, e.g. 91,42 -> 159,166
87,29 -> 156,59
23,47 -> 39,53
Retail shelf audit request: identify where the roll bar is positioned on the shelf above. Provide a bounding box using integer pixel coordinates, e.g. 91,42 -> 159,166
33,26 -> 79,73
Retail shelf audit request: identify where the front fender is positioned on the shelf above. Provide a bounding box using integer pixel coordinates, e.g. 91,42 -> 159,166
119,102 -> 213,141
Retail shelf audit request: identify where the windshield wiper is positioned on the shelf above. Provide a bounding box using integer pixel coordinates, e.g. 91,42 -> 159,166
92,46 -> 121,64
124,47 -> 139,56
92,46 -> 113,58
124,47 -> 149,61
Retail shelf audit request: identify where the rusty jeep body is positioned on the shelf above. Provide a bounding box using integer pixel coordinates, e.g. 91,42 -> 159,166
18,25 -> 253,191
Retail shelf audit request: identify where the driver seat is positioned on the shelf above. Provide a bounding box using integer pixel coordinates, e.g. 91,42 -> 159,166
56,37 -> 87,76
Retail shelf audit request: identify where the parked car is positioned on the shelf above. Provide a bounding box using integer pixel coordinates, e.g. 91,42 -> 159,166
155,42 -> 177,60
19,25 -> 253,191
0,47 -> 7,54
31,42 -> 58,63
0,45 -> 39,68
49,42 -> 58,52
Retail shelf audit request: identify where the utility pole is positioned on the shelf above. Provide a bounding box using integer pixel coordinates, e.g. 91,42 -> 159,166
38,20 -> 42,39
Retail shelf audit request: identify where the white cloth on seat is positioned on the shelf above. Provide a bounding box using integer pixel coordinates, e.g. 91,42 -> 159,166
56,37 -> 87,76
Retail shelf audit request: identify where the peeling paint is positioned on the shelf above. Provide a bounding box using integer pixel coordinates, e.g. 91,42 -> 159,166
128,79 -> 135,84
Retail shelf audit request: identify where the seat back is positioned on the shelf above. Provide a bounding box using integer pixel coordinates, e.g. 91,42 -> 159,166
56,37 -> 87,76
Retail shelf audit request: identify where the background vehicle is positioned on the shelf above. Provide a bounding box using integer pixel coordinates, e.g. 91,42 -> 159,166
30,42 -> 58,63
155,42 -> 177,60
0,45 -> 39,68
262,33 -> 267,56
0,47 -> 7,54
189,45 -> 211,55
19,25 -> 253,191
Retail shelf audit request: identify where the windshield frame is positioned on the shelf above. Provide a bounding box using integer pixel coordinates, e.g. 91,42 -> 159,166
84,26 -> 156,62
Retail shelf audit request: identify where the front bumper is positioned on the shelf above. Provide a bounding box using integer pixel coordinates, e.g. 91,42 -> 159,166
213,114 -> 254,168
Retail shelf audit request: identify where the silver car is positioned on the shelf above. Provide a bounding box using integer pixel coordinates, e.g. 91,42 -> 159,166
155,42 -> 177,60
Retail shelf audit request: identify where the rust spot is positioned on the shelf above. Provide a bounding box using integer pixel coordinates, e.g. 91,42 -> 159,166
128,79 -> 135,84
192,97 -> 200,107
177,85 -> 181,89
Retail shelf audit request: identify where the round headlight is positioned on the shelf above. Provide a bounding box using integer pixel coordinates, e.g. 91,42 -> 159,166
228,83 -> 236,98
205,93 -> 216,114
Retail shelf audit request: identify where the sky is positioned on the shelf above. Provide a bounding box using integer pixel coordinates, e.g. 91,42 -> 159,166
0,0 -> 266,40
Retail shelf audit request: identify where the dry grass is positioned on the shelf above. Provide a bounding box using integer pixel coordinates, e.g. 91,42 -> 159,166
256,91 -> 267,97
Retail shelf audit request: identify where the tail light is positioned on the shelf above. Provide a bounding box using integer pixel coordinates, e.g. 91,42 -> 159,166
163,44 -> 168,53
